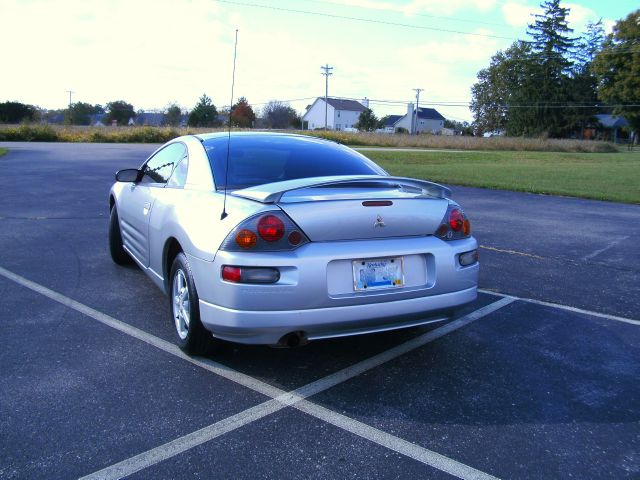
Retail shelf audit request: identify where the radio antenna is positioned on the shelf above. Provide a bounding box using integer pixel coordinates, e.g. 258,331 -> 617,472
221,29 -> 238,220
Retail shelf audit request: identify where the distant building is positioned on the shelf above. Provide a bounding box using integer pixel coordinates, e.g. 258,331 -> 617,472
383,104 -> 446,134
382,115 -> 403,133
594,114 -> 629,143
302,97 -> 368,130
135,112 -> 165,126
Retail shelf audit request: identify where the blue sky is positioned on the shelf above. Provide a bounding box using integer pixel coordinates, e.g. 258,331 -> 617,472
1,0 -> 637,121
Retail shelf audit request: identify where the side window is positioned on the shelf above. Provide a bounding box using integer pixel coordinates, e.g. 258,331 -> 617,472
167,154 -> 189,187
141,143 -> 186,185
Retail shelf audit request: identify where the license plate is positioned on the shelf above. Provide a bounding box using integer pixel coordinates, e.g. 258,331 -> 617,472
353,257 -> 404,291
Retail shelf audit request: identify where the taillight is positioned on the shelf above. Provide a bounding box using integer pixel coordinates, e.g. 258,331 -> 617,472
222,265 -> 280,284
235,229 -> 257,249
220,211 -> 310,252
436,205 -> 471,241
257,215 -> 285,242
449,209 -> 464,231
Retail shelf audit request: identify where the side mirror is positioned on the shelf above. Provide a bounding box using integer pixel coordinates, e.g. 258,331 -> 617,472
115,169 -> 141,182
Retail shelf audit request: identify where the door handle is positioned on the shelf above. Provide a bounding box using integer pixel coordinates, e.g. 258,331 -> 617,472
143,202 -> 151,215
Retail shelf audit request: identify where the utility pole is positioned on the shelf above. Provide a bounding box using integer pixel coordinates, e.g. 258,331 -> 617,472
413,88 -> 423,135
66,90 -> 75,125
321,64 -> 333,129
66,90 -> 74,109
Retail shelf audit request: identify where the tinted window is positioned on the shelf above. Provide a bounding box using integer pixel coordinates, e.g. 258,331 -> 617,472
203,135 -> 385,189
141,143 -> 186,184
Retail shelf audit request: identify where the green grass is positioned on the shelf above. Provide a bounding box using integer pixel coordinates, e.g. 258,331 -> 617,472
363,150 -> 640,204
0,148 -> 7,158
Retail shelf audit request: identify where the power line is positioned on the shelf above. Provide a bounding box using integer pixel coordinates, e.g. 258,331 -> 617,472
212,0 -> 516,40
300,0 -> 518,30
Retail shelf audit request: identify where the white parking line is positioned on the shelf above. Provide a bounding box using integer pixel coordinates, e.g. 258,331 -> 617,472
478,288 -> 640,326
581,236 -> 629,261
1,265 -> 509,479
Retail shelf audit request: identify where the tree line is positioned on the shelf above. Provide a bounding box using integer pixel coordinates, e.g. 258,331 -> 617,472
471,1 -> 639,137
0,95 -> 303,129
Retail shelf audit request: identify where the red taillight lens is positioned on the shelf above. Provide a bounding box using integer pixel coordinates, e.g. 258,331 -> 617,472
222,266 -> 242,282
257,215 -> 285,242
449,209 -> 464,232
236,229 -> 257,249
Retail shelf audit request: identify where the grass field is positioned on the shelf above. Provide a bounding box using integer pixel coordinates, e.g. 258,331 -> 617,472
0,148 -> 7,157
363,150 -> 640,204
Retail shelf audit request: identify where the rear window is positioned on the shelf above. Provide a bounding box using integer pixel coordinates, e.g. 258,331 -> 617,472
203,135 -> 385,189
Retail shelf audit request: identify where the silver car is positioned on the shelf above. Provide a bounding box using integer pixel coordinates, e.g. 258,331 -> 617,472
109,133 -> 479,354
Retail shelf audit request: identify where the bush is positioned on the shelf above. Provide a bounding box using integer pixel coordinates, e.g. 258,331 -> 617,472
0,124 -> 59,141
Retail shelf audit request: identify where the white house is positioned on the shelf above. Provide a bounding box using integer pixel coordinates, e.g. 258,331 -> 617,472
383,104 -> 446,134
302,97 -> 368,130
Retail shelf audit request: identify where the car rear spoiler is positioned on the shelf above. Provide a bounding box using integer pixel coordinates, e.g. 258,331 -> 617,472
231,175 -> 452,204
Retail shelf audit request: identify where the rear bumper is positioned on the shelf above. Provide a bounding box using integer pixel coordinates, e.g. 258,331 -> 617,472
199,286 -> 476,344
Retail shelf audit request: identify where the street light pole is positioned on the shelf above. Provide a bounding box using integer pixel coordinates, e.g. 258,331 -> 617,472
321,64 -> 333,129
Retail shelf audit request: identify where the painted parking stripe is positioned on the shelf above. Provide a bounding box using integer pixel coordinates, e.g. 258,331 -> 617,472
81,297 -> 513,480
478,288 -> 640,326
0,265 -> 508,479
295,401 -> 499,480
0,265 -> 283,399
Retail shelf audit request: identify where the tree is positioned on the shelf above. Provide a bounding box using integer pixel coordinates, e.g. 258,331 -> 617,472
165,103 -> 182,127
355,108 -> 378,131
444,119 -> 474,136
471,1 -> 588,137
524,0 -> 576,136
470,41 -> 533,135
188,94 -> 220,127
262,100 -> 299,129
592,10 -> 640,134
105,100 -> 136,126
230,97 -> 256,128
0,101 -> 37,123
378,115 -> 390,130
65,102 -> 102,125
568,20 -> 606,137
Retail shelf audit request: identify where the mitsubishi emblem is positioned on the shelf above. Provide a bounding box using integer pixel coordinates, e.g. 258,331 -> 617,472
373,214 -> 385,228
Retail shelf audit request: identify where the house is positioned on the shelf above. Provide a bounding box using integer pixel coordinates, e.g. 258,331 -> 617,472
89,113 -> 106,127
382,115 -> 403,133
302,97 -> 368,131
136,112 -> 165,126
593,114 -> 629,143
383,104 -> 446,134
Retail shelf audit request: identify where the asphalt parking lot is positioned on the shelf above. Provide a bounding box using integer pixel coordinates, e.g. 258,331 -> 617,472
0,142 -> 638,480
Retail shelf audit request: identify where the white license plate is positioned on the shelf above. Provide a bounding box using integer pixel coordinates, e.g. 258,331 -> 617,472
353,257 -> 404,291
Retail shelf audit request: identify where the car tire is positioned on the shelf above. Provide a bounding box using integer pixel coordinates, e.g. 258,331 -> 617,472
169,252 -> 216,355
109,207 -> 133,265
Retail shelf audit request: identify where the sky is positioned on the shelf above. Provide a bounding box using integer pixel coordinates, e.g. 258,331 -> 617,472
1,0 -> 637,122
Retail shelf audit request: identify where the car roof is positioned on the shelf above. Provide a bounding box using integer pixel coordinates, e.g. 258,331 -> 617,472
194,131 -> 329,143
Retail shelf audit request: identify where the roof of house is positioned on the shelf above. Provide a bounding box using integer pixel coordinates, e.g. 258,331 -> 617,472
323,98 -> 367,112
595,114 -> 628,129
383,115 -> 403,127
136,112 -> 165,126
416,107 -> 445,121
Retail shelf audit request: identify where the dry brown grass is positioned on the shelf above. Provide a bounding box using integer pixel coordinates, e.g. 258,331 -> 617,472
0,124 -> 617,153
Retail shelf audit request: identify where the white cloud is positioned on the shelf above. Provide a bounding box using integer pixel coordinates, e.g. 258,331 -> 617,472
565,3 -> 598,33
501,2 -> 539,28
